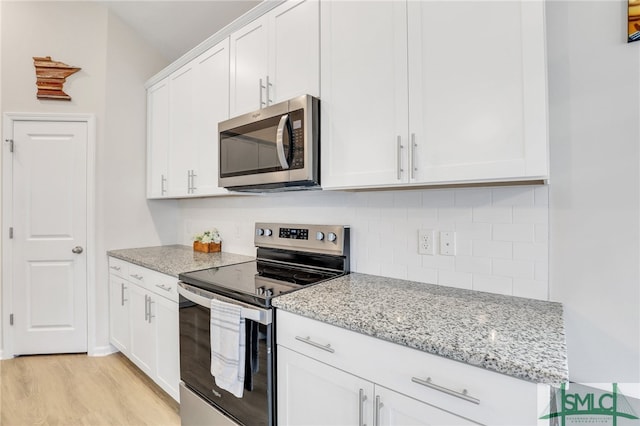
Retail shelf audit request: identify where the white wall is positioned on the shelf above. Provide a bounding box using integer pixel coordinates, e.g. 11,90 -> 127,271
547,0 -> 640,383
178,185 -> 550,299
0,1 -> 177,355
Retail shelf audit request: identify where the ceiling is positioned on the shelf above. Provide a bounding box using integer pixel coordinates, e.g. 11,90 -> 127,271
102,1 -> 262,62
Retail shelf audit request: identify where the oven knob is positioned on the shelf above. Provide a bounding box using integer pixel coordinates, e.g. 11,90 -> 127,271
327,232 -> 337,242
316,231 -> 325,241
256,286 -> 265,295
264,228 -> 273,237
265,288 -> 274,297
256,228 -> 264,236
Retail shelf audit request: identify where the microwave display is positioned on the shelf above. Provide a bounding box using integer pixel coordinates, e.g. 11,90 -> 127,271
220,109 -> 305,178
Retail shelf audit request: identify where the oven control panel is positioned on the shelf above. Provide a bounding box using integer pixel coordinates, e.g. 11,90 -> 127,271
254,223 -> 349,256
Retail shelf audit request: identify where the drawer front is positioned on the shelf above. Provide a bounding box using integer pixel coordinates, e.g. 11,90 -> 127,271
108,257 -> 128,277
276,310 -> 539,425
127,264 -> 148,287
146,270 -> 178,302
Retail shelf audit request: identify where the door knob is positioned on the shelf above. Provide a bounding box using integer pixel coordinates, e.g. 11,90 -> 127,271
72,246 -> 84,254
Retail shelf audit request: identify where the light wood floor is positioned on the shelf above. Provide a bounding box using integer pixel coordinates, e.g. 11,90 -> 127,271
0,352 -> 180,426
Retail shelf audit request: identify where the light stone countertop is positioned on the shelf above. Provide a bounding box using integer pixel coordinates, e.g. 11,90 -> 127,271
107,244 -> 255,277
272,272 -> 569,384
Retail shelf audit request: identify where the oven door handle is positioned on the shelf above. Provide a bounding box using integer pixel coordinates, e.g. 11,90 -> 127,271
178,282 -> 272,325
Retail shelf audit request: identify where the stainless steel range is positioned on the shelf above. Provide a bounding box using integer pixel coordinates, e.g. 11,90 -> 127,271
177,223 -> 350,426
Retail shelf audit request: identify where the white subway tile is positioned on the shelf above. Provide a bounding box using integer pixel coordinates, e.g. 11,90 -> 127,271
455,256 -> 492,274
473,275 -> 513,295
407,266 -> 438,284
493,258 -> 535,279
454,188 -> 492,208
421,255 -> 438,269
473,206 -> 513,224
422,190 -> 455,208
492,186 -> 535,207
472,240 -> 513,259
534,185 -> 549,206
454,223 -> 492,240
435,255 -> 456,271
356,261 -> 381,275
493,223 -> 535,242
535,261 -> 549,282
513,206 -> 548,224
455,239 -> 473,256
438,207 -> 473,225
393,248 -> 422,267
394,190 -> 422,209
367,191 -> 394,208
513,279 -> 549,300
535,224 -> 549,243
380,263 -> 408,280
439,270 -> 473,290
513,242 -> 548,262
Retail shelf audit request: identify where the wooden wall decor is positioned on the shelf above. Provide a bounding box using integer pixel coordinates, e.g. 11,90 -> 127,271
33,56 -> 81,100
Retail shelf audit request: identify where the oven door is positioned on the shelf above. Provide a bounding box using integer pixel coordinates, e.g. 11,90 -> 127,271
178,282 -> 274,426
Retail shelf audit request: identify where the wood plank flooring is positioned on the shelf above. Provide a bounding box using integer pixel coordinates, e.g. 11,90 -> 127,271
0,352 -> 180,426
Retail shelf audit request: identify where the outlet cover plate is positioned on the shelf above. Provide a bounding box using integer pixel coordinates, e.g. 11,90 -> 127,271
418,229 -> 434,255
440,231 -> 456,256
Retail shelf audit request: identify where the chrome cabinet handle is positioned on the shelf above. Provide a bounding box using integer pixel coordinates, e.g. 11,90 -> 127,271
148,297 -> 155,323
187,170 -> 191,193
374,395 -> 383,426
155,284 -> 172,292
411,377 -> 480,405
190,170 -> 197,193
259,78 -> 266,108
410,133 -> 417,180
110,265 -> 121,271
294,335 -> 335,353
359,388 -> 367,426
396,136 -> 403,180
72,246 -> 83,254
120,283 -> 128,306
130,274 -> 143,281
276,114 -> 290,170
144,294 -> 149,321
266,75 -> 272,105
161,174 -> 167,195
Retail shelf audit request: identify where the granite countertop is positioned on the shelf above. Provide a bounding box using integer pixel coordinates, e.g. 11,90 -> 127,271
107,244 -> 255,277
272,273 -> 568,384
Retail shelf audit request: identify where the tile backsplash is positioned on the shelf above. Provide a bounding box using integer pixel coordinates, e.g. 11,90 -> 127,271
178,185 -> 549,300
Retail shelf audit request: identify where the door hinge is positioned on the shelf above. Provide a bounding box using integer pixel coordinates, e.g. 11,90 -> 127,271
9,227 -> 13,239
4,139 -> 13,153
9,314 -> 13,326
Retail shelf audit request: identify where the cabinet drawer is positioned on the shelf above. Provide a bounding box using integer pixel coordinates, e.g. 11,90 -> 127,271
146,270 -> 178,302
127,264 -> 148,287
108,257 -> 128,277
276,310 -> 539,425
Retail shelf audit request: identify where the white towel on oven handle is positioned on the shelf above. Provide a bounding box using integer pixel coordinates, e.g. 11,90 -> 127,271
210,298 -> 246,398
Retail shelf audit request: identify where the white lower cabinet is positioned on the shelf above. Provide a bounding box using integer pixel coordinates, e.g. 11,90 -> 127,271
277,310 -> 540,425
108,257 -> 180,401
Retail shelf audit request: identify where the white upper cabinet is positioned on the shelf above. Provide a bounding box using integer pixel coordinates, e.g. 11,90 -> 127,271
146,80 -> 169,198
320,0 -> 409,189
321,0 -> 548,190
147,38 -> 230,198
230,0 -> 319,117
407,0 -> 548,184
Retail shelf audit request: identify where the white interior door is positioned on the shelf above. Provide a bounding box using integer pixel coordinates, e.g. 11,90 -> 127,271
11,119 -> 88,355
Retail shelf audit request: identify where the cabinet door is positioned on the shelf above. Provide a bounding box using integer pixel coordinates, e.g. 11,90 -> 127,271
407,0 -> 548,184
168,61 -> 197,195
230,16 -> 269,117
147,80 -> 169,198
192,39 -> 230,196
268,0 -> 320,104
320,0 -> 409,189
129,284 -> 155,376
108,275 -> 130,354
152,295 -> 180,401
375,385 -> 477,426
278,346 -> 374,426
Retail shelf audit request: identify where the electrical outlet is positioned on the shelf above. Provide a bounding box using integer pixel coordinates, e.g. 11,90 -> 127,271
440,231 -> 456,256
418,229 -> 434,255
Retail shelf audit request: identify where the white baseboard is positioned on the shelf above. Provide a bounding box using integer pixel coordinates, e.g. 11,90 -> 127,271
89,344 -> 118,357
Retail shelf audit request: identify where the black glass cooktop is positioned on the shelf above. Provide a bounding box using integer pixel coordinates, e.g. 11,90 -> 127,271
179,260 -> 343,307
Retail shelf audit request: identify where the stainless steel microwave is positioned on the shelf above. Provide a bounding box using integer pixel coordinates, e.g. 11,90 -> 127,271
218,94 -> 319,192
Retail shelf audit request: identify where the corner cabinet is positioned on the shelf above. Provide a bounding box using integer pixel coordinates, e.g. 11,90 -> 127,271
276,310 -> 541,425
229,0 -> 319,117
147,38 -> 230,199
320,0 -> 548,190
108,257 -> 180,402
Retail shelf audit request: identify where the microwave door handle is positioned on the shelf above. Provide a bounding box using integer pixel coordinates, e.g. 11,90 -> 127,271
276,114 -> 290,170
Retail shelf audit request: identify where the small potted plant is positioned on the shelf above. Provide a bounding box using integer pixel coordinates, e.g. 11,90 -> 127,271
193,228 -> 222,253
